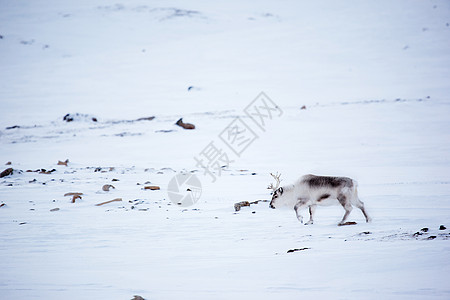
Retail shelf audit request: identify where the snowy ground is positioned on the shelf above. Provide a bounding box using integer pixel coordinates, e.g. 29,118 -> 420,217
1,1 -> 450,299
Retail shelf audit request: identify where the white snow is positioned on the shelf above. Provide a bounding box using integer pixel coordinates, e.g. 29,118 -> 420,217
1,0 -> 450,299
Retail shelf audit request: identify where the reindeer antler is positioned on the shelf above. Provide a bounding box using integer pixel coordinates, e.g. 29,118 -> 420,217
267,172 -> 282,191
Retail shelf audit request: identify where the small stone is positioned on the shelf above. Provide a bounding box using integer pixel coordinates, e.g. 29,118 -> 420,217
0,168 -> 13,178
112,178 -> 120,182
287,247 -> 310,253
421,227 -> 429,232
300,105 -> 307,110
338,221 -> 357,226
5,161 -> 12,165
102,184 -> 115,191
50,208 -> 60,212
175,118 -> 195,130
427,236 -> 437,240
57,159 -> 69,166
0,203 -> 6,208
144,186 -> 160,190
439,225 -> 446,230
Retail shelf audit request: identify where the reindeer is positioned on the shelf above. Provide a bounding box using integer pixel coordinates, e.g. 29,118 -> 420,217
268,173 -> 371,225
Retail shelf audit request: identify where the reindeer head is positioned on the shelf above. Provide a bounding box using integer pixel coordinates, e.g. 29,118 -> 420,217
268,172 -> 283,209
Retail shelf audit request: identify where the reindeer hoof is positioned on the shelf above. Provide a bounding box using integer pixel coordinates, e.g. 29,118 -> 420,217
305,220 -> 314,225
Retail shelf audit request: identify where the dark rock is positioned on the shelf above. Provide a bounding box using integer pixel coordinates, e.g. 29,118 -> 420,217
0,168 -> 13,178
359,231 -> 372,235
439,225 -> 446,230
338,221 -> 357,226
6,125 -> 20,130
63,114 -> 74,122
287,247 -> 310,253
421,227 -> 429,232
427,236 -> 437,240
176,118 -> 195,130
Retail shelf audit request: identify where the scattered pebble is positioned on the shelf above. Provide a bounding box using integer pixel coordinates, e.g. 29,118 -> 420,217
144,186 -> 160,190
439,225 -> 446,230
287,247 -> 310,253
50,208 -> 60,212
0,168 -> 13,178
102,184 -> 115,191
175,118 -> 195,130
57,159 -> 69,166
338,221 -> 357,226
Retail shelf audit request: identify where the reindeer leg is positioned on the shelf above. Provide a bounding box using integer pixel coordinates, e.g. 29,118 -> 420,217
294,199 -> 309,223
338,194 -> 353,225
354,198 -> 372,223
305,205 -> 316,225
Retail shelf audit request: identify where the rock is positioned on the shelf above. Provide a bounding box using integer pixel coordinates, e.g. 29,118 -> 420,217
57,159 -> 69,166
6,125 -> 20,130
439,225 -> 446,230
421,227 -> 429,232
5,161 -> 12,165
50,208 -> 60,212
39,169 -> 56,174
0,168 -> 13,178
287,247 -> 310,253
338,221 -> 357,226
63,113 -> 97,122
300,105 -> 307,110
112,178 -> 120,182
427,236 -> 437,240
0,203 -> 6,208
102,184 -> 115,191
144,186 -> 160,190
131,296 -> 145,300
176,118 -> 195,130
